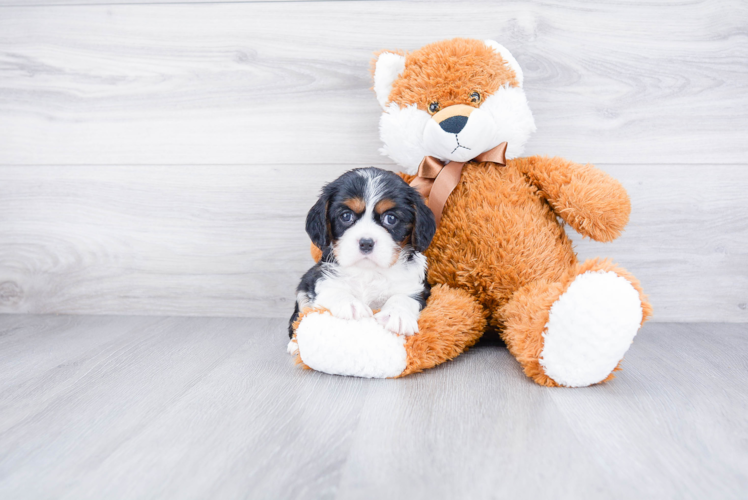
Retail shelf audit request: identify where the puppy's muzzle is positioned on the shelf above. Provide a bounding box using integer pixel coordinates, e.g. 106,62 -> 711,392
433,104 -> 475,135
359,238 -> 374,254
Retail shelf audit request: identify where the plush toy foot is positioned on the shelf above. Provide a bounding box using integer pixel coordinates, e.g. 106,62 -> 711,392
540,269 -> 643,387
292,313 -> 408,378
501,259 -> 653,387
290,284 -> 487,378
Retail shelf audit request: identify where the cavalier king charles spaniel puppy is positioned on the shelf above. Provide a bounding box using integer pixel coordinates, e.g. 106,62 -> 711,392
289,167 -> 436,337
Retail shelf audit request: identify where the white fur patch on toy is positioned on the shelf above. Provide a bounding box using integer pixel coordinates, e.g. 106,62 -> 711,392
378,86 -> 535,174
484,40 -> 524,87
295,312 -> 407,378
540,271 -> 643,387
379,103 -> 431,174
374,52 -> 406,109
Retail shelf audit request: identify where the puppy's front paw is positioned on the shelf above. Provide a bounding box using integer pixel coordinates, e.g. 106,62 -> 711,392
375,308 -> 419,336
330,299 -> 373,321
287,339 -> 299,356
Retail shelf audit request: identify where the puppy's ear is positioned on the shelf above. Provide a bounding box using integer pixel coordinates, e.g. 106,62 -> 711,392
306,191 -> 331,250
410,191 -> 436,252
372,50 -> 406,109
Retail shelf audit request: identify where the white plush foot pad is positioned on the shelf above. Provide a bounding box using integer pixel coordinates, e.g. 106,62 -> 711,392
540,271 -> 643,387
295,312 -> 407,378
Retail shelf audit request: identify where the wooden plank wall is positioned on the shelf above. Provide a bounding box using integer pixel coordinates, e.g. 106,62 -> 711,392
0,1 -> 746,321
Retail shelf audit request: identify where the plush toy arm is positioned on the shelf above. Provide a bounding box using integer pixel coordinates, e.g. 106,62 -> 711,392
515,156 -> 631,242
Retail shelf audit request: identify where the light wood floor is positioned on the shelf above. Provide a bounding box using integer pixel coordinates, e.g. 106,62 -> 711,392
0,315 -> 745,499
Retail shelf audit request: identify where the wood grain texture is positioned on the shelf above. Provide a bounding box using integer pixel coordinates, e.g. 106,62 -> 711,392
0,0 -> 290,4
0,1 -> 746,319
0,163 -> 746,321
0,315 -> 746,499
0,1 -> 747,165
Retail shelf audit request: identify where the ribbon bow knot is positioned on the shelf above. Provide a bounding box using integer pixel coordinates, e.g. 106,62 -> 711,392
409,141 -> 507,225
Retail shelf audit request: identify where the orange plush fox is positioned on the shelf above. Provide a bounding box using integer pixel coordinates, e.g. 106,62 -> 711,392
291,38 -> 651,387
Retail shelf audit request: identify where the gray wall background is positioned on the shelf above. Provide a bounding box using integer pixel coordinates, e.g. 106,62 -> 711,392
0,0 -> 746,321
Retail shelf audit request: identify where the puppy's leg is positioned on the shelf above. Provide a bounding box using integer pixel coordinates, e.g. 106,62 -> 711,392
314,290 -> 374,321
288,301 -> 300,339
375,294 -> 421,336
287,291 -> 312,354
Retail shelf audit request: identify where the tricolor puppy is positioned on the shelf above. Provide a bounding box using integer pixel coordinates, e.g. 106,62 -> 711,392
289,167 -> 436,337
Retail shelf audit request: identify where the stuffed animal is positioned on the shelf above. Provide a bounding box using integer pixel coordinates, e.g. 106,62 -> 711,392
290,38 -> 652,387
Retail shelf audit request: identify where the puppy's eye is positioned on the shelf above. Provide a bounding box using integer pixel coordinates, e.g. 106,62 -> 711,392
382,213 -> 398,227
340,212 -> 353,223
470,92 -> 481,103
428,102 -> 440,114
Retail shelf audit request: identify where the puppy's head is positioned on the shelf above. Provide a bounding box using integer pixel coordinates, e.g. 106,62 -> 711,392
306,168 -> 436,268
373,38 -> 536,174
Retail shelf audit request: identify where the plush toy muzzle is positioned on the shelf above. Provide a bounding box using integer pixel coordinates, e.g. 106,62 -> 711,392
423,104 -> 500,162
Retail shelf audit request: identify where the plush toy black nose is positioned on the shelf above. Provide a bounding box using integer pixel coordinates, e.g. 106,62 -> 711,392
359,238 -> 374,254
439,115 -> 468,134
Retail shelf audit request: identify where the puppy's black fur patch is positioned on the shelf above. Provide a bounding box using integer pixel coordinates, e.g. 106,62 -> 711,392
288,247 -> 335,337
410,280 -> 432,311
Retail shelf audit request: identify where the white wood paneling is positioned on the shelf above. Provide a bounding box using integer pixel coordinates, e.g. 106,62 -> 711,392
0,0 -> 285,4
0,1 -> 746,320
1,1 -> 746,165
0,164 -> 745,321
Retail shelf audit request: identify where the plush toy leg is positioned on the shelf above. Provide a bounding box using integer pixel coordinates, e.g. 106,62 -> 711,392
500,259 -> 653,387
289,285 -> 487,378
397,284 -> 487,377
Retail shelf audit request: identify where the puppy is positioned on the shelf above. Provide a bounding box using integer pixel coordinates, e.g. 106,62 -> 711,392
288,167 -> 436,338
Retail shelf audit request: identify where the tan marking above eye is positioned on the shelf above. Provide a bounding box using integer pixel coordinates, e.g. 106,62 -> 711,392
399,234 -> 411,249
375,199 -> 396,214
342,198 -> 365,213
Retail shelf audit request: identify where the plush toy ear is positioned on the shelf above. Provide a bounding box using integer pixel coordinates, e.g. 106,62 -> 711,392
306,192 -> 331,250
484,40 -> 524,87
410,191 -> 436,253
373,51 -> 406,109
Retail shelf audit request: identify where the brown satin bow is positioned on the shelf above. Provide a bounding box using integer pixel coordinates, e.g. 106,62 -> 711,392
410,141 -> 508,225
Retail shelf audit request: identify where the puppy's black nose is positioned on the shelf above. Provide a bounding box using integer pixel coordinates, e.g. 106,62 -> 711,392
439,115 -> 468,134
359,238 -> 374,254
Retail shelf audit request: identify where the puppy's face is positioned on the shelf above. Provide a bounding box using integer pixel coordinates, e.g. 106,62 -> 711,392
306,168 -> 436,268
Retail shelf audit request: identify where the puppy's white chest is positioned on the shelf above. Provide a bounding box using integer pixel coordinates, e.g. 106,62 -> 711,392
317,254 -> 426,310
345,271 -> 402,309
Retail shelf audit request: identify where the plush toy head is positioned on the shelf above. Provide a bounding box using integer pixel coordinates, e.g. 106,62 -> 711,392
373,38 -> 536,173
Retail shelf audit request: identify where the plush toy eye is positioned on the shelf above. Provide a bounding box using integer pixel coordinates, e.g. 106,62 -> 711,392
340,211 -> 353,223
470,92 -> 481,103
382,213 -> 398,227
428,102 -> 440,114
